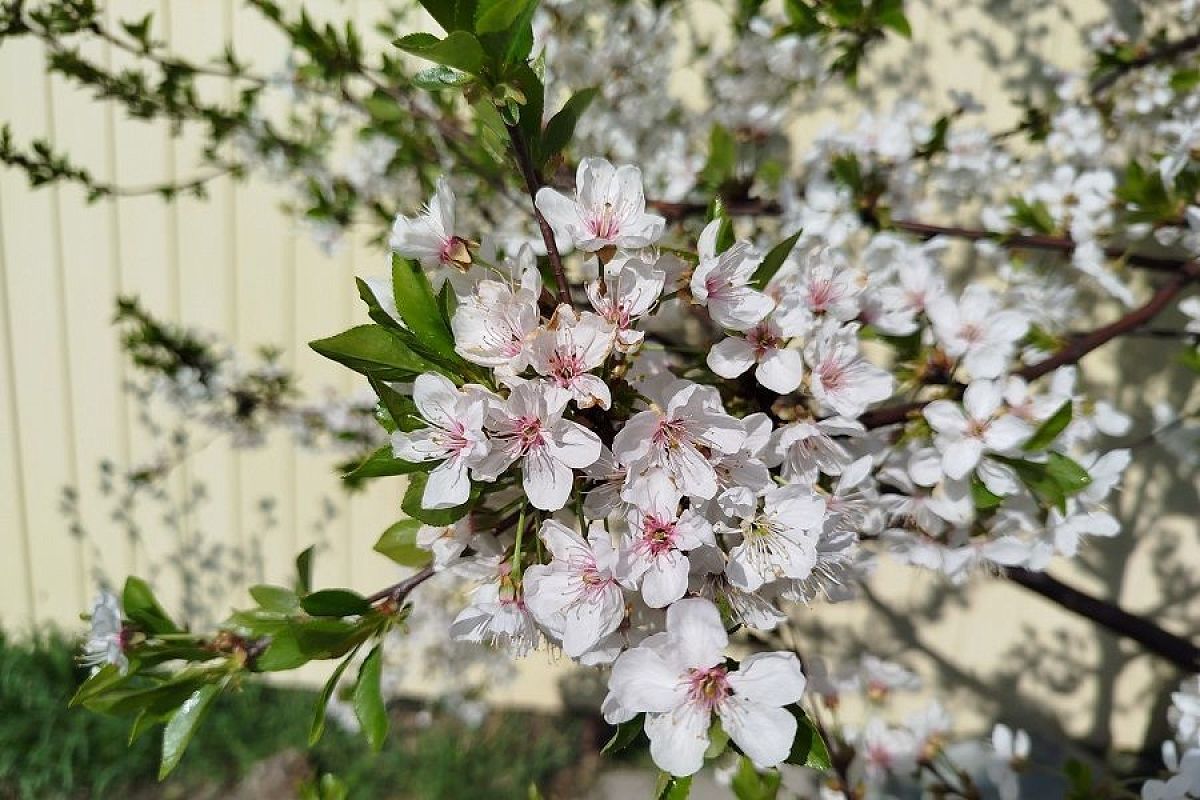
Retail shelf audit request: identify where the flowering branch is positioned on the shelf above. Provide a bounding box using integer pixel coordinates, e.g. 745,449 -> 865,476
650,198 -> 1195,274
1090,29 -> 1200,96
859,265 -> 1200,429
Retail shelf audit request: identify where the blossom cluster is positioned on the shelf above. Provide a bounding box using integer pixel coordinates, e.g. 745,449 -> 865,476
360,154 -> 1133,776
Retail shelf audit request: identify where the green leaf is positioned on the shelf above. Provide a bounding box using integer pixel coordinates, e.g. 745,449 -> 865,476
699,124 -> 737,191
159,682 -> 221,779
128,709 -> 162,745
250,584 -> 300,613
390,255 -> 463,367
1007,197 -> 1056,234
301,589 -> 372,618
402,471 -> 477,525
363,92 -> 404,122
602,715 -> 645,754
375,519 -> 433,567
1044,451 -> 1092,495
656,773 -> 692,800
309,324 -> 439,381
71,663 -> 132,708
971,476 -> 1004,510
255,628 -> 311,672
1023,400 -> 1073,451
343,446 -> 430,485
475,0 -> 536,34
122,577 -> 180,635
354,644 -> 389,751
874,0 -> 911,38
787,708 -> 832,769
751,230 -> 802,289
415,0 -> 479,32
412,65 -> 474,91
296,546 -> 315,595
731,756 -> 781,800
310,647 -> 361,745
538,87 -> 598,167
394,31 -> 486,76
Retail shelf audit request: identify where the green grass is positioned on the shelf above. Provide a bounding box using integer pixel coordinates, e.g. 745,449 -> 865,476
0,631 -> 587,799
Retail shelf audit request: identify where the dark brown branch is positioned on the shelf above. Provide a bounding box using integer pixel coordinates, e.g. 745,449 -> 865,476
365,565 -> 435,605
1090,30 -> 1200,96
505,123 -> 571,306
1006,566 -> 1200,670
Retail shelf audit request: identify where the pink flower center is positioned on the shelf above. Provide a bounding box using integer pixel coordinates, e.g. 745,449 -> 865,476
652,417 -> 688,448
588,203 -> 621,240
806,278 -> 838,311
685,666 -> 731,711
515,416 -> 545,454
818,360 -> 846,392
439,420 -> 474,456
960,322 -> 984,345
637,514 -> 679,556
746,323 -> 782,357
548,347 -> 584,385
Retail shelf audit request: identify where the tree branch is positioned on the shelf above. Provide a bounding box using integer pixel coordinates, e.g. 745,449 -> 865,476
365,564 -> 435,605
1090,30 -> 1200,97
649,198 -> 1193,274
859,264 -> 1200,429
1006,566 -> 1200,670
505,123 -> 572,306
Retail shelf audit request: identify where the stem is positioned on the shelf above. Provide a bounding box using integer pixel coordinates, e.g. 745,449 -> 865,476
1006,567 -> 1200,670
510,503 -> 528,580
504,122 -> 572,305
1090,30 -> 1200,96
365,565 -> 435,605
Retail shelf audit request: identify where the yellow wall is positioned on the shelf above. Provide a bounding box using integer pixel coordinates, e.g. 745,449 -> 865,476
0,0 -> 1196,749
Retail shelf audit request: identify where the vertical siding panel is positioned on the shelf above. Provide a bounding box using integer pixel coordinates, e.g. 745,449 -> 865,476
0,36 -> 85,623
289,0 -> 355,593
344,0 -> 405,596
167,1 -> 241,622
0,194 -> 36,629
230,2 -> 299,592
105,0 -> 185,612
47,33 -> 134,598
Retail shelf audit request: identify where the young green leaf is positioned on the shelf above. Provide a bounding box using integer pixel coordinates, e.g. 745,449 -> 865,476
602,714 -> 645,754
309,324 -> 439,381
787,708 -> 832,769
1045,451 -> 1092,495
538,87 -> 598,168
250,584 -> 300,613
390,255 -> 462,366
374,519 -> 433,567
731,756 -> 782,800
656,773 -> 692,800
310,646 -> 361,745
296,546 -> 315,595
751,230 -> 802,289
394,31 -> 487,76
1023,400 -> 1073,451
402,471 -> 477,525
343,446 -> 430,484
122,576 -> 180,635
354,644 -> 389,751
159,682 -> 222,779
301,589 -> 372,618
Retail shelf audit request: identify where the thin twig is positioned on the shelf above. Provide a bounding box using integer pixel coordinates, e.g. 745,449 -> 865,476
505,122 -> 572,305
365,565 -> 435,605
1090,30 -> 1200,96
